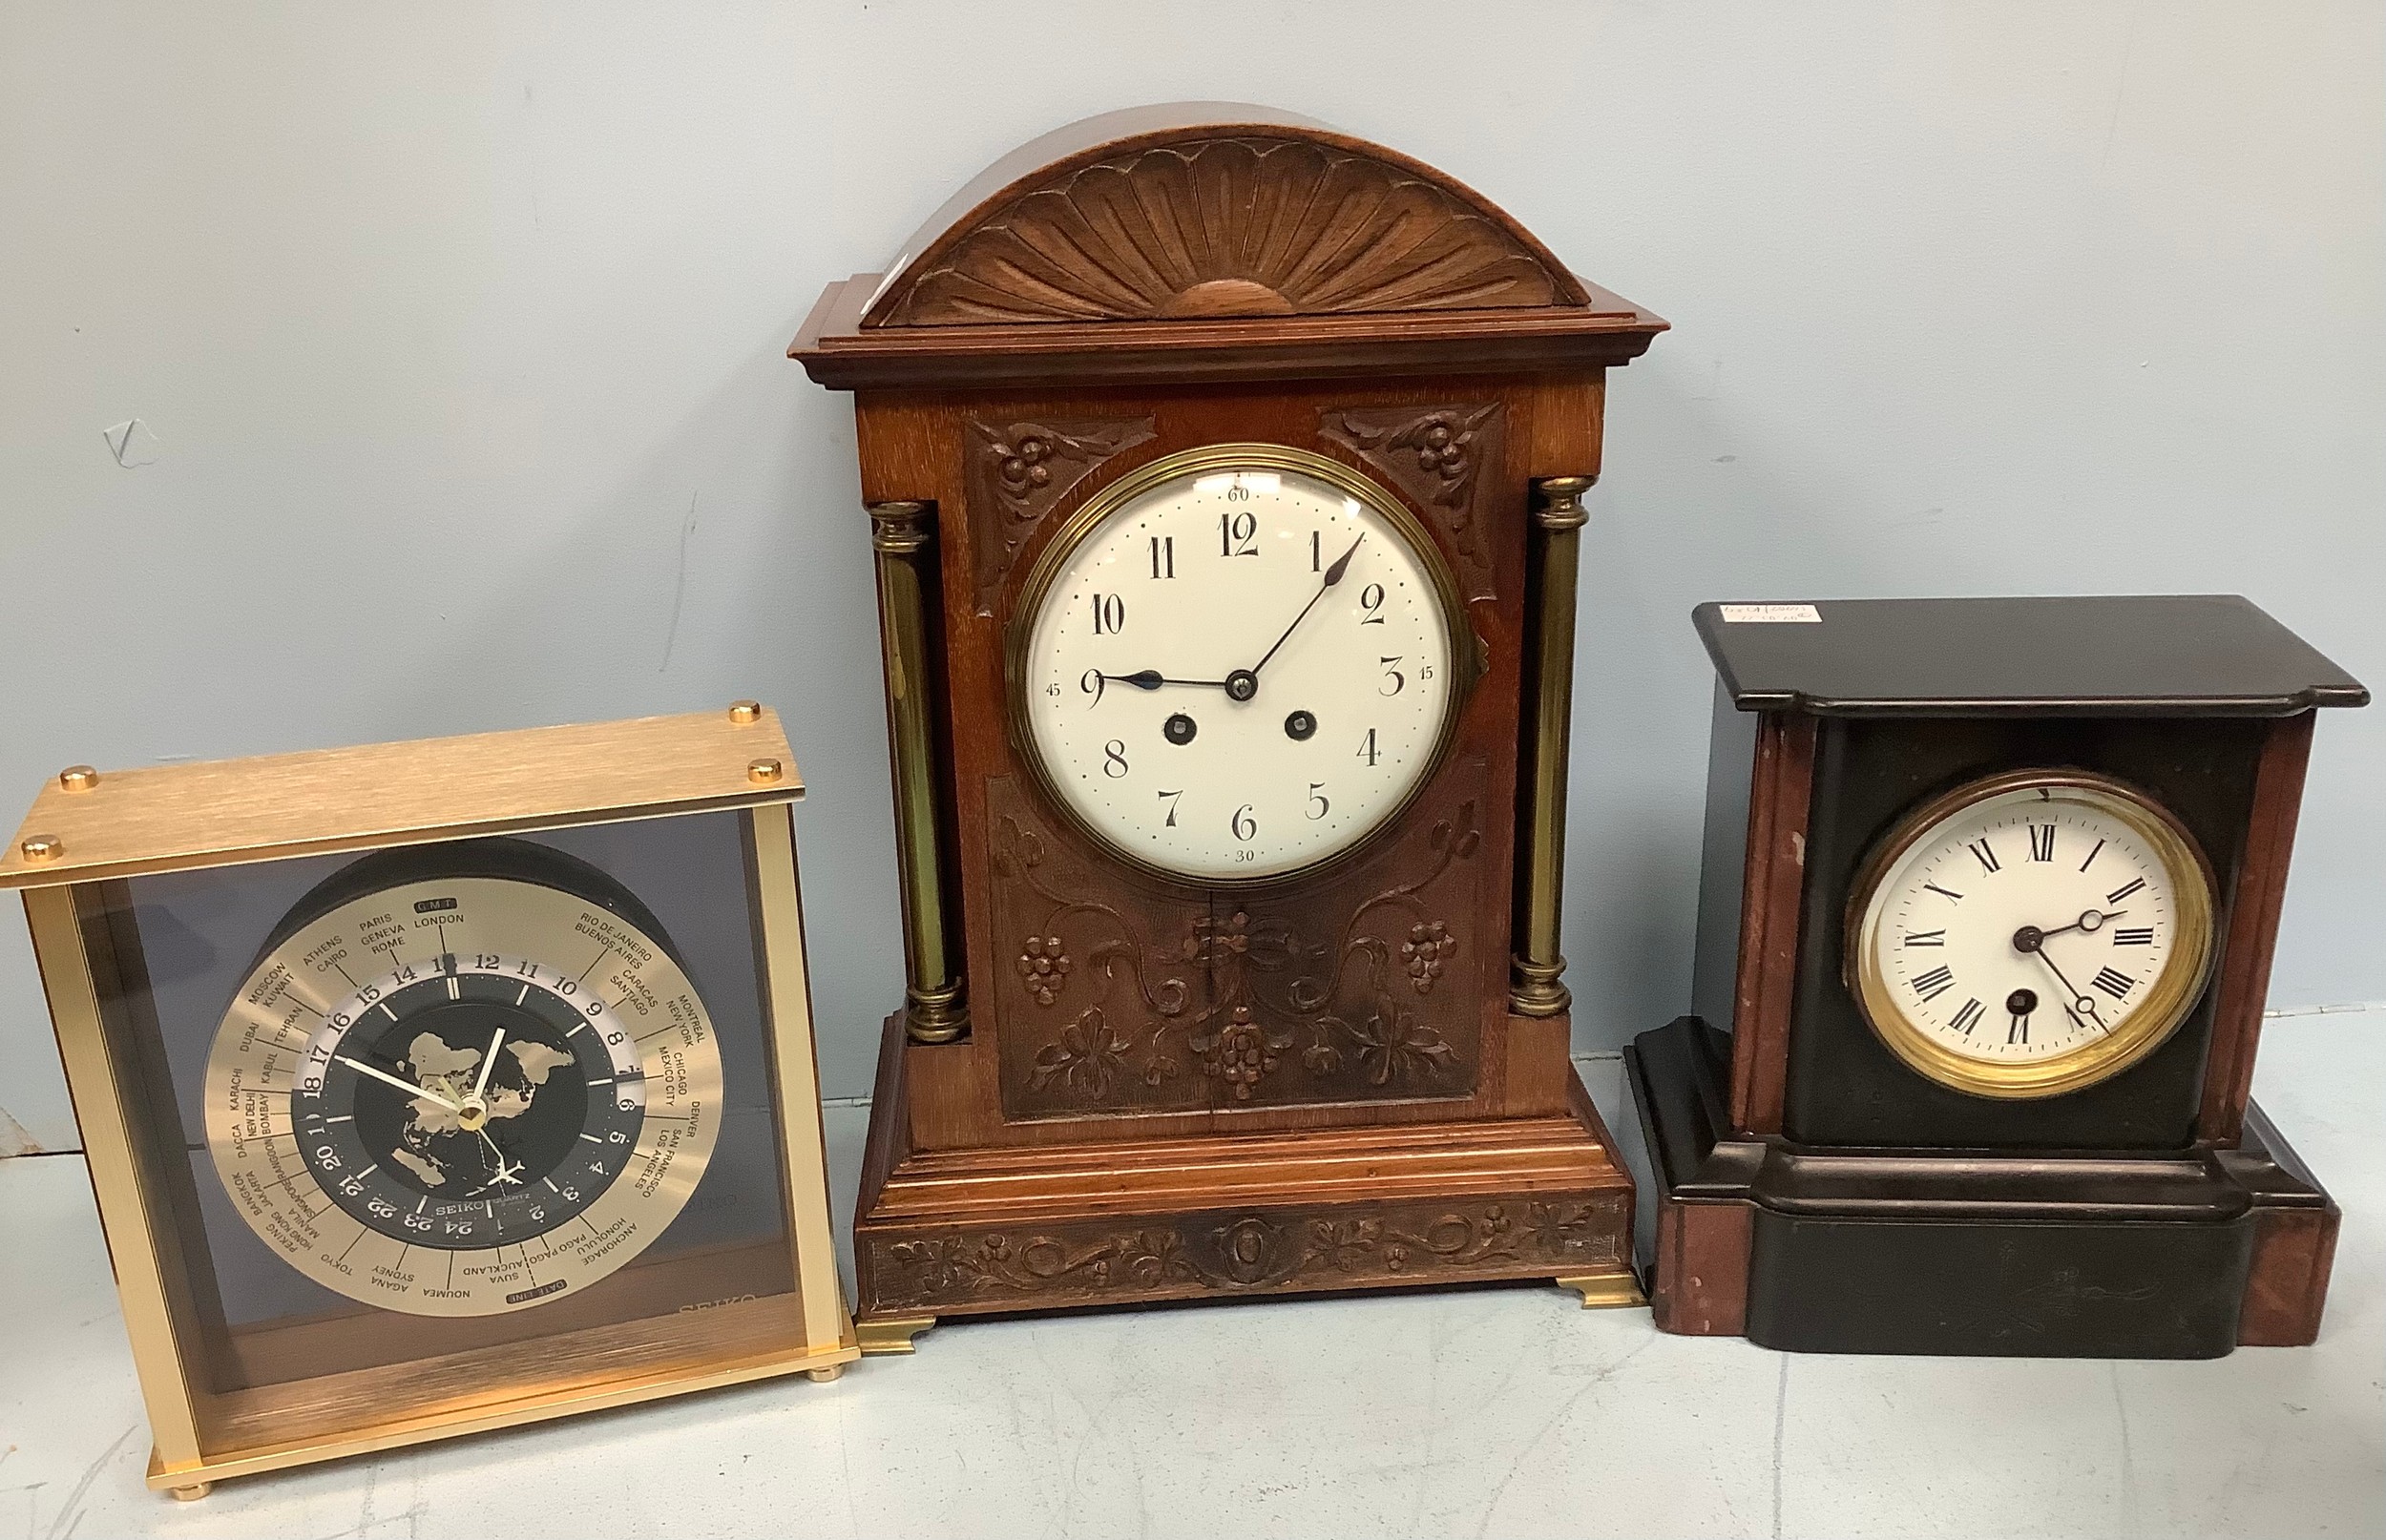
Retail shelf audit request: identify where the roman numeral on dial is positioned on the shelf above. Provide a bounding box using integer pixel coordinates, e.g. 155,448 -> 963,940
2028,824 -> 2056,862
1903,929 -> 1945,947
2092,967 -> 2137,1000
2106,877 -> 2145,905
1968,838 -> 2000,874
1911,965 -> 1956,1002
1948,998 -> 1984,1034
2112,927 -> 2154,946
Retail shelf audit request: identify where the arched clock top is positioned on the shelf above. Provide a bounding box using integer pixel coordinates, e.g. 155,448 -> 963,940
862,113 -> 1588,327
792,104 -> 1664,388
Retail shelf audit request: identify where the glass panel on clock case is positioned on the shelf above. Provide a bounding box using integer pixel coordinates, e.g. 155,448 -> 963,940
81,810 -> 806,1416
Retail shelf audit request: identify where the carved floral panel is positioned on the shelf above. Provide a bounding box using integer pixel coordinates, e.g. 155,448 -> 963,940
1318,404 -> 1506,604
963,416 -> 1156,615
986,763 -> 1488,1118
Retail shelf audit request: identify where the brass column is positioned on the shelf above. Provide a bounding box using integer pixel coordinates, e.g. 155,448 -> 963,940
868,500 -> 968,1043
1509,475 -> 1594,1017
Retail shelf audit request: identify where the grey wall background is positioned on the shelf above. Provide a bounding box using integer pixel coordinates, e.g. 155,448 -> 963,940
3,2 -> 2379,1154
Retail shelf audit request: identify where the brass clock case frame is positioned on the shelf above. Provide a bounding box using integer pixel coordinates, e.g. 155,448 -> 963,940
1002,440 -> 1480,892
1844,767 -> 2220,1101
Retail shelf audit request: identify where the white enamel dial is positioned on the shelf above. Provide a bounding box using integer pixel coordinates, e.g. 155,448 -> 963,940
1849,775 -> 2216,1098
1018,447 -> 1459,882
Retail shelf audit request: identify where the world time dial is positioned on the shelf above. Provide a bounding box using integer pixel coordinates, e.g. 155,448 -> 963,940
1846,771 -> 2218,1099
204,843 -> 722,1317
1015,444 -> 1466,883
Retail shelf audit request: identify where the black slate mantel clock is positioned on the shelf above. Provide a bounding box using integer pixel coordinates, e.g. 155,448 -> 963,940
1624,594 -> 2366,1357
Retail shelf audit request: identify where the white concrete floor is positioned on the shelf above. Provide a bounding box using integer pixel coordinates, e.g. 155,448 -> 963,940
2,1021 -> 2380,1539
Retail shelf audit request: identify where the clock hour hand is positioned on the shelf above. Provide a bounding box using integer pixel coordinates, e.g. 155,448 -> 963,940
2033,907 -> 2126,942
1098,669 -> 1226,691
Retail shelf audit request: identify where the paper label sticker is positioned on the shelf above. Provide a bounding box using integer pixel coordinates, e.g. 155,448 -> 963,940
1718,603 -> 1822,624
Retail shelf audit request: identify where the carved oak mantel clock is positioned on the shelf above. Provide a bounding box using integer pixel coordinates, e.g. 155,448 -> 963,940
793,105 -> 1666,1342
1624,596 -> 2366,1357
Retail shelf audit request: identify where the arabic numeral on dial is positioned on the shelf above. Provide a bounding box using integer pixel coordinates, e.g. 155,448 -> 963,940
1357,728 -> 1381,766
1358,583 -> 1386,624
367,1196 -> 396,1217
340,1176 -> 366,1197
1149,535 -> 1174,578
1310,530 -> 1322,572
1158,789 -> 1182,826
1219,510 -> 1257,556
1307,782 -> 1329,820
1091,593 -> 1125,635
1080,668 -> 1106,705
473,952 -> 501,968
609,1129 -> 629,1143
561,1185 -> 580,1201
404,1212 -> 430,1231
1231,804 -> 1257,843
1378,656 -> 1405,696
1102,739 -> 1129,778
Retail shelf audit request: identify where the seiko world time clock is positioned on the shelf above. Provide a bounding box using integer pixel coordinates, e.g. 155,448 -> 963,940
1624,596 -> 2366,1357
0,708 -> 857,1496
794,104 -> 1667,1343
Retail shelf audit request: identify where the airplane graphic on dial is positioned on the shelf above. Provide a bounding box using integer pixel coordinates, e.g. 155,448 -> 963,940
1852,775 -> 2217,1093
1019,449 -> 1461,882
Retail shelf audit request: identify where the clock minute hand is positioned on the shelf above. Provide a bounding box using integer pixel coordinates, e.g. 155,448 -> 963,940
1247,531 -> 1366,679
337,1053 -> 464,1111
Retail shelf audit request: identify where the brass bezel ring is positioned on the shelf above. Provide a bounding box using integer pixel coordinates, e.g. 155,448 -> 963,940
1843,767 -> 2219,1101
1003,441 -> 1478,892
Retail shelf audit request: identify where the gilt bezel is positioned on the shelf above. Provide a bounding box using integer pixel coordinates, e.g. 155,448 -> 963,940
1843,767 -> 2220,1101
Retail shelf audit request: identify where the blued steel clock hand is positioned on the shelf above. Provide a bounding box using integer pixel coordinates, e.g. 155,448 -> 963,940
1243,531 -> 1366,686
2013,930 -> 2105,1033
2035,907 -> 2125,942
1099,670 -> 1227,691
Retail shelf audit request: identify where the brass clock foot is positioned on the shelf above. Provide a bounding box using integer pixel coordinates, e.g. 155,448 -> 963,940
804,1363 -> 847,1384
855,1313 -> 937,1355
169,1483 -> 214,1502
1557,1272 -> 1646,1309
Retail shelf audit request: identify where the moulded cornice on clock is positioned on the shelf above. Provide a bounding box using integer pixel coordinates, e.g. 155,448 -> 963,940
792,105 -> 1666,389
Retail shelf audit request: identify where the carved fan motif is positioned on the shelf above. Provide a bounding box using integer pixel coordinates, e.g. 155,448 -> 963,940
874,136 -> 1578,328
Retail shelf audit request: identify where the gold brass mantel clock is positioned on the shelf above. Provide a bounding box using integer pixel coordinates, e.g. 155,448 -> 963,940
793,104 -> 1667,1342
0,708 -> 858,1496
1623,596 -> 2367,1357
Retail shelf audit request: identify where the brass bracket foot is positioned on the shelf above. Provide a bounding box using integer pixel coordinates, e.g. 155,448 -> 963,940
1557,1273 -> 1647,1309
804,1363 -> 848,1383
855,1313 -> 937,1355
169,1483 -> 214,1502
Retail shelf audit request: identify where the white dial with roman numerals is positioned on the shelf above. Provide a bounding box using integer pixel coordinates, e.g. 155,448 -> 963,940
1015,446 -> 1460,883
1848,773 -> 2218,1099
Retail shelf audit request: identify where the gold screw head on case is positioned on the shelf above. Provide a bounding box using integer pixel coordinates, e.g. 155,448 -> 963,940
57,766 -> 99,793
747,758 -> 785,785
728,700 -> 763,724
19,834 -> 63,862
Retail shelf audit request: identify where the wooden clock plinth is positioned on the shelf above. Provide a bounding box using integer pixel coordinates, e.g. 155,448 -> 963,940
794,106 -> 1664,1337
855,1011 -> 1640,1333
1623,596 -> 2365,1357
